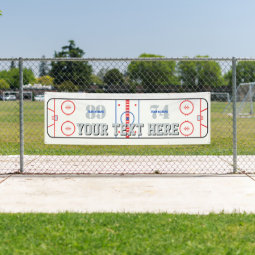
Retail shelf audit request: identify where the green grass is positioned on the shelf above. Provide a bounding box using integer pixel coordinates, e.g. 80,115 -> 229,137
1,213 -> 255,254
0,101 -> 254,155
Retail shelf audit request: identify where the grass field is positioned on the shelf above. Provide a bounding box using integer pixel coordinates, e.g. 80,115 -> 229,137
1,213 -> 255,254
0,101 -> 254,156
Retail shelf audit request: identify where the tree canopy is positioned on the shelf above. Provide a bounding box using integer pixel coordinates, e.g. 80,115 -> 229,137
56,81 -> 79,92
50,40 -> 92,91
0,68 -> 36,89
224,61 -> 255,87
178,56 -> 224,90
97,68 -> 108,80
127,53 -> 179,92
236,61 -> 255,84
39,55 -> 49,77
91,74 -> 103,85
10,61 -> 16,69
0,79 -> 10,90
36,75 -> 54,85
103,69 -> 124,86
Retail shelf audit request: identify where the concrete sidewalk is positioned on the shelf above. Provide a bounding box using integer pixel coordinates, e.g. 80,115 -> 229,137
0,175 -> 255,214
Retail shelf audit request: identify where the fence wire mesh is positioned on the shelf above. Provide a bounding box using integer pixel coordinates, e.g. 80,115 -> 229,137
0,57 -> 254,174
0,60 -> 20,173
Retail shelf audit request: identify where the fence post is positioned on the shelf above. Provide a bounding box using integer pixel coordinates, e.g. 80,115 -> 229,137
232,57 -> 237,173
19,58 -> 24,173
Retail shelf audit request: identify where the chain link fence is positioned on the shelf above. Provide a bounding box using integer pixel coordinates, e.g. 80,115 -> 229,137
0,57 -> 254,174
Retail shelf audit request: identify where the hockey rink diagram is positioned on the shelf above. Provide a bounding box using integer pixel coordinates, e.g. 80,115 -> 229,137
45,93 -> 210,145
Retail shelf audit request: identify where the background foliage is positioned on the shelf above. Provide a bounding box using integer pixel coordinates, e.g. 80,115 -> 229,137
2,40 -> 254,93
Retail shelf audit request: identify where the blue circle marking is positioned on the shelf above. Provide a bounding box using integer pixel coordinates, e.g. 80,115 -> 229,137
120,111 -> 135,125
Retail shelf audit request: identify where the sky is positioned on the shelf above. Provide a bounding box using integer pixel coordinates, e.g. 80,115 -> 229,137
1,0 -> 255,58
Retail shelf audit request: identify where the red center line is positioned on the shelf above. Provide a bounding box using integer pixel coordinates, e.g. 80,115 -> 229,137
200,99 -> 202,137
54,99 -> 56,137
126,100 -> 130,138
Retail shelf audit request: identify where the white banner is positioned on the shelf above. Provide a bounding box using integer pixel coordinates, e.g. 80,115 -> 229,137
45,92 -> 210,145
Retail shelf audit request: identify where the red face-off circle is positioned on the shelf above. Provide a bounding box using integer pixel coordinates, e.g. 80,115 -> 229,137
61,100 -> 75,115
61,121 -> 76,136
180,121 -> 194,137
179,100 -> 194,116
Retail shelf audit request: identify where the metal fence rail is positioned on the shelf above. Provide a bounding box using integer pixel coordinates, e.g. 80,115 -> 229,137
0,57 -> 254,174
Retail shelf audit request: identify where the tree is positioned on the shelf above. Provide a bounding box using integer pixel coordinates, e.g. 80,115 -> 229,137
10,60 -> 16,69
50,40 -> 92,91
0,79 -> 10,90
97,68 -> 108,80
177,60 -> 197,87
127,53 -> 179,92
91,74 -> 103,85
103,69 -> 124,86
236,61 -> 255,85
178,56 -> 224,91
224,61 -> 255,87
36,75 -> 54,85
0,10 -> 2,16
56,81 -> 78,92
39,55 -> 49,77
0,68 -> 36,89
198,60 -> 224,89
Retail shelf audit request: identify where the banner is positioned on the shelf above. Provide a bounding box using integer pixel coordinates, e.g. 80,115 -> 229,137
45,92 -> 210,145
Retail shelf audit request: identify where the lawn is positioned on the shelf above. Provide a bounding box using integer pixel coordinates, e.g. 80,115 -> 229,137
0,101 -> 254,155
0,213 -> 255,254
